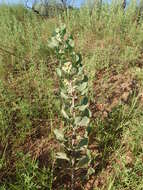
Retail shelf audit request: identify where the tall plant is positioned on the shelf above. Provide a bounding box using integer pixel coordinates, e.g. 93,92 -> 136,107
48,24 -> 93,189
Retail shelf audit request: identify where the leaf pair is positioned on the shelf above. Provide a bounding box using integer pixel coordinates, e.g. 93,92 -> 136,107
75,116 -> 90,127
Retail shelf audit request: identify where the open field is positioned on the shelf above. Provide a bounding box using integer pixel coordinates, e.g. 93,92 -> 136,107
0,1 -> 143,189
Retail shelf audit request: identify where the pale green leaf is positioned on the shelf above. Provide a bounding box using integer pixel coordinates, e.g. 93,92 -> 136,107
56,152 -> 70,161
78,155 -> 90,168
74,116 -> 81,125
48,37 -> 59,49
60,24 -> 66,35
87,149 -> 91,160
75,53 -> 82,63
81,88 -> 88,95
78,66 -> 83,75
55,27 -> 60,33
78,82 -> 88,92
54,129 -> 65,142
79,116 -> 90,126
87,167 -> 95,176
78,104 -> 88,111
68,38 -> 74,48
56,68 -> 62,77
60,91 -> 68,99
62,108 -> 69,119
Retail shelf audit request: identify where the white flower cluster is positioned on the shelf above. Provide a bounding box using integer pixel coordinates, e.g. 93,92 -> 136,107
62,62 -> 72,74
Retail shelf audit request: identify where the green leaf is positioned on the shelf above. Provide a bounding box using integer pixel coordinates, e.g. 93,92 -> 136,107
79,116 -> 90,126
78,104 -> 88,111
78,66 -> 83,75
75,116 -> 90,126
55,27 -> 60,33
56,152 -> 70,161
74,116 -> 81,125
78,97 -> 89,111
87,167 -> 95,176
81,89 -> 88,95
68,37 -> 74,48
60,24 -> 66,35
78,105 -> 88,111
62,108 -> 69,119
78,138 -> 88,149
86,125 -> 92,135
87,149 -> 91,160
75,53 -> 82,63
56,68 -> 62,77
83,108 -> 92,118
54,129 -> 65,142
78,155 -> 90,168
61,91 -> 68,99
78,82 -> 88,92
48,37 -> 59,49
81,97 -> 88,105
83,75 -> 88,82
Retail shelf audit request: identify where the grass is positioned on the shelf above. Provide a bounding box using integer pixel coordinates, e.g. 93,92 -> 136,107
0,1 -> 143,189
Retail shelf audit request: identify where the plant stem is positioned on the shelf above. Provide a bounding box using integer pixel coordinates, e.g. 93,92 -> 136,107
70,81 -> 76,190
71,126 -> 75,190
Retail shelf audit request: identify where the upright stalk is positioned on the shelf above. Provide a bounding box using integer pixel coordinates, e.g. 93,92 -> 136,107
48,24 -> 94,189
70,81 -> 76,190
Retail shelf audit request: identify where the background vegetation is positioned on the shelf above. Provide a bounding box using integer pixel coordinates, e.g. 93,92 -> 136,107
0,0 -> 143,189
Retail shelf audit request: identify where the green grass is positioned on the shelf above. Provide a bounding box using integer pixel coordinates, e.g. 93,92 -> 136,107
0,1 -> 143,189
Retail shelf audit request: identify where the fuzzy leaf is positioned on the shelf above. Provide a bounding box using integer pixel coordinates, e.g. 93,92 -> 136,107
78,104 -> 88,111
56,152 -> 70,161
78,97 -> 89,111
78,138 -> 88,149
87,125 -> 92,135
78,66 -> 83,74
87,167 -> 95,176
79,116 -> 90,126
87,149 -> 92,160
81,88 -> 88,95
81,97 -> 88,105
68,37 -> 74,48
48,37 -> 59,49
54,129 -> 65,142
60,24 -> 66,35
75,53 -> 82,63
83,75 -> 88,82
74,116 -> 81,125
56,68 -> 62,77
62,108 -> 69,119
55,27 -> 60,33
78,82 -> 88,92
83,108 -> 92,118
78,155 -> 90,168
61,91 -> 68,99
